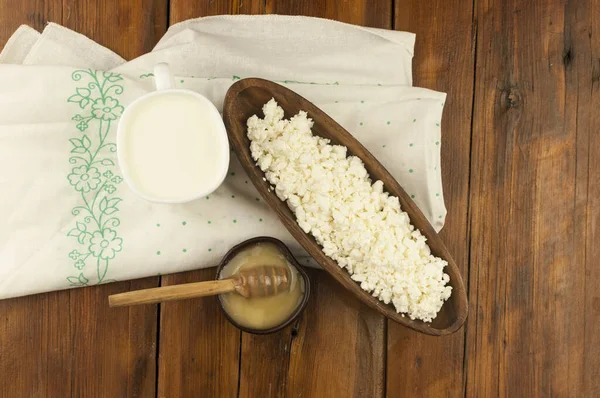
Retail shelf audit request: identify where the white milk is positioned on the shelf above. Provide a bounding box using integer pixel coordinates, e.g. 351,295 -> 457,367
119,92 -> 229,201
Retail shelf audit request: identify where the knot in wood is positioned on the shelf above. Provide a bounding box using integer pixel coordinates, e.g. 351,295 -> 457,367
500,87 -> 522,109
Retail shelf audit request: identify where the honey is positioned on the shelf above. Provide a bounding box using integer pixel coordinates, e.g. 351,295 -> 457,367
218,243 -> 305,330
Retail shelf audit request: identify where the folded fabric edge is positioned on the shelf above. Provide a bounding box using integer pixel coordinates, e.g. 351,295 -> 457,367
157,14 -> 416,54
359,26 -> 415,56
32,22 -> 127,66
0,24 -> 40,64
431,93 -> 448,232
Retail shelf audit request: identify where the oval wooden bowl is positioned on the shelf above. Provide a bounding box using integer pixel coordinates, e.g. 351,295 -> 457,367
222,78 -> 468,336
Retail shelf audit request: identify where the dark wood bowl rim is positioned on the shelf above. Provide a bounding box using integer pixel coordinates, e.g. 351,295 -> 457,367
215,236 -> 311,335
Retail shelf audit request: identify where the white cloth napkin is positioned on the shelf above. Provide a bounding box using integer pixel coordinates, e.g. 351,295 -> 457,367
0,16 -> 447,299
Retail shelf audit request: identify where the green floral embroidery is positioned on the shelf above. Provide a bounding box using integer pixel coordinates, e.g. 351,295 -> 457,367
76,121 -> 89,132
67,273 -> 89,286
68,250 -> 80,260
139,73 -> 154,79
68,166 -> 101,193
91,97 -> 123,121
65,69 -> 125,286
89,229 -> 122,259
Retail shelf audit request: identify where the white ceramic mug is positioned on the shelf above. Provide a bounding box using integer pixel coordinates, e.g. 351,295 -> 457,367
116,63 -> 229,203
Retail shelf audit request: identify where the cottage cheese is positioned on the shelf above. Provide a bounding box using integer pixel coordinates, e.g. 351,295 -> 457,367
247,99 -> 451,322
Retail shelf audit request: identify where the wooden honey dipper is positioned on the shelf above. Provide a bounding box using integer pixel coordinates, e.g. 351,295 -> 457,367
108,265 -> 291,307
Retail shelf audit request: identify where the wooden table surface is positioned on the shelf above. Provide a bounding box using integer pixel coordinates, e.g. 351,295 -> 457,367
0,0 -> 598,397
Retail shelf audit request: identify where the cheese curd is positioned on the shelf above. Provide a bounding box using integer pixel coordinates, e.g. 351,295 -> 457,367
247,99 -> 451,322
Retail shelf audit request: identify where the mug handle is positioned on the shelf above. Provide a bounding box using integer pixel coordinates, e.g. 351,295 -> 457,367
154,63 -> 174,90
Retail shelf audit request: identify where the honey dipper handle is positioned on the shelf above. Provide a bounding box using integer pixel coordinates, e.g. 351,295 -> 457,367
108,279 -> 236,307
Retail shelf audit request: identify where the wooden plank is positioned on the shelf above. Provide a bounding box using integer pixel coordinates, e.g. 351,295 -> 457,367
61,2 -> 168,396
586,2 -> 600,395
69,279 -> 160,397
0,290 -> 70,397
388,1 -> 475,397
169,0 -> 266,23
0,0 -> 62,47
157,268 -> 241,398
169,0 -> 233,23
285,269 -> 386,397
226,2 -> 392,397
238,324 -> 294,398
584,0 -> 600,397
236,0 -> 266,14
163,2 -> 391,397
62,0 -> 168,60
266,0 -> 391,28
0,1 -> 167,397
0,279 -> 159,397
155,4 -> 244,398
467,0 -> 595,396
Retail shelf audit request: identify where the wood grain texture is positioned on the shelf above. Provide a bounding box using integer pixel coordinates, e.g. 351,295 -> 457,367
157,268 -> 241,398
68,280 -> 160,397
224,77 -> 467,335
168,0 -> 265,24
237,325 -> 295,398
266,0 -> 392,27
235,0 -> 266,14
0,290 -> 70,397
286,268 -> 386,397
467,0 -> 598,396
62,0 -> 168,59
586,2 -> 600,394
0,0 -> 62,47
169,0 -> 234,24
109,278 -> 239,307
389,0 -> 475,396
0,279 -> 159,397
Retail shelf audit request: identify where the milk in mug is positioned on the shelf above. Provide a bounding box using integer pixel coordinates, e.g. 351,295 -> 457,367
117,64 -> 229,203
